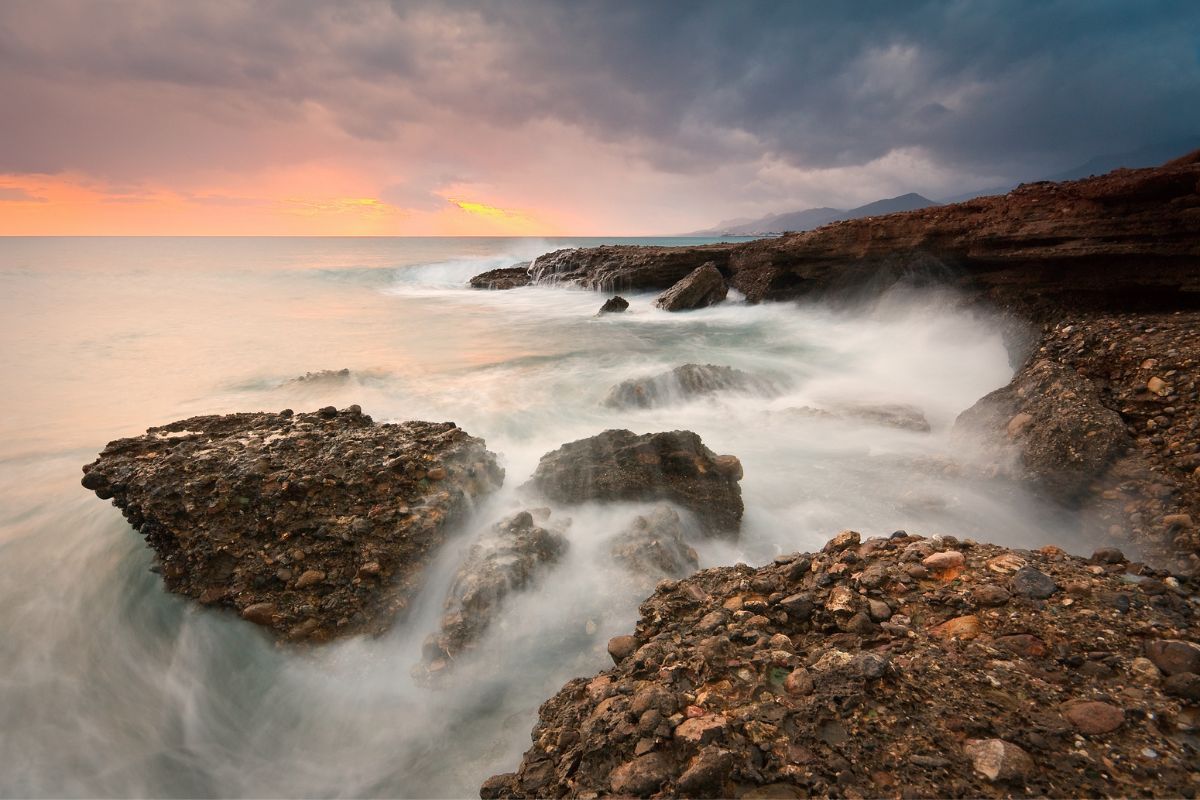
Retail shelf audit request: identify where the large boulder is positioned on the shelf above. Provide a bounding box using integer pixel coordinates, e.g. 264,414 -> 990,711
524,430 -> 744,537
419,509 -> 567,679
954,359 -> 1131,502
483,533 -> 1200,798
529,245 -> 733,291
80,407 -> 504,641
604,364 -> 777,409
654,263 -> 729,311
469,264 -> 532,289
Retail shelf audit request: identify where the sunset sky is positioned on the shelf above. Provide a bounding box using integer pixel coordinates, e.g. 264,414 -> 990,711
1,0 -> 1198,236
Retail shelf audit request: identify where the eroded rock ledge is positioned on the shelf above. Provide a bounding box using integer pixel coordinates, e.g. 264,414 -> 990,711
483,531 -> 1199,799
81,407 -> 503,641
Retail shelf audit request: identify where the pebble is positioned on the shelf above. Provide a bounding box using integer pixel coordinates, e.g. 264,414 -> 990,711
963,739 -> 1035,782
607,635 -> 639,664
1147,376 -> 1170,396
1006,412 -> 1034,438
295,569 -> 325,589
240,602 -> 276,625
1010,566 -> 1058,599
1129,657 -> 1161,681
1163,672 -> 1200,701
1062,700 -> 1124,735
972,584 -> 1011,606
931,615 -> 981,640
921,551 -> 965,572
784,668 -> 814,695
1090,547 -> 1126,563
868,599 -> 893,621
1144,639 -> 1200,675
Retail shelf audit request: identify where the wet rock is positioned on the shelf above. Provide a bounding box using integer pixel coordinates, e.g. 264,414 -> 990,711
1011,566 -> 1059,600
1145,639 -> 1200,675
610,505 -> 698,579
468,264 -> 531,289
676,747 -> 732,798
524,429 -> 743,536
283,368 -> 351,386
964,739 -> 1035,782
1163,672 -> 1200,701
598,295 -> 629,314
604,363 -> 776,409
608,635 -> 638,664
80,409 -> 503,642
654,262 -> 728,311
609,752 -> 672,796
419,511 -> 567,677
1061,700 -> 1124,735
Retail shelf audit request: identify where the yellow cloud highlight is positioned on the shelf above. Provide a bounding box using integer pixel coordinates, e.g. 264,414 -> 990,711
450,198 -> 533,224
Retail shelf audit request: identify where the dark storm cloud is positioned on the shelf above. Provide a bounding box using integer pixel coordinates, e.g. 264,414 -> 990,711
0,0 -> 1196,183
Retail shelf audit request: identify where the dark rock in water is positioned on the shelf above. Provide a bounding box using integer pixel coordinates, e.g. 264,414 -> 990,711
954,358 -> 1130,502
524,429 -> 744,537
604,363 -> 776,409
469,264 -> 532,290
654,263 -> 728,311
284,368 -> 351,386
610,505 -> 698,579
482,531 -> 1200,799
529,245 -> 732,291
419,510 -> 567,679
80,408 -> 503,642
783,402 -> 931,432
598,295 -> 629,314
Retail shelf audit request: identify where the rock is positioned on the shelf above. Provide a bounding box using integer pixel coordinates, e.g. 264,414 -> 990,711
1061,700 -> 1124,735
604,363 -> 776,409
468,264 -> 531,289
676,747 -> 733,798
528,244 -> 733,290
283,368 -> 351,386
598,295 -> 629,313
1010,566 -> 1059,600
240,602 -> 276,625
1163,672 -> 1200,701
994,634 -> 1048,658
654,263 -> 728,311
823,530 -> 860,552
419,511 -> 567,677
1091,547 -> 1127,563
674,714 -> 728,745
930,615 -> 982,640
80,409 -> 503,642
972,584 -> 1011,606
784,668 -> 814,695
1147,376 -> 1170,396
1145,639 -> 1200,676
1006,412 -> 1034,438
964,739 -> 1035,782
836,403 -> 931,432
922,551 -> 965,572
610,505 -> 698,579
524,429 -> 744,536
607,635 -> 638,664
609,752 -> 672,796
867,599 -> 893,622
1163,513 -> 1194,529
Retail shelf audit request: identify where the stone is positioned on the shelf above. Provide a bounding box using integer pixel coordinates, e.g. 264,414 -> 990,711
1010,566 -> 1058,599
1163,513 -> 1194,529
784,668 -> 815,695
972,584 -> 1011,606
922,551 -> 965,572
1129,657 -> 1161,681
931,615 -> 981,640
994,634 -> 1048,658
1091,547 -> 1127,563
778,593 -> 814,619
610,505 -> 698,579
1145,639 -> 1200,676
674,714 -> 729,745
867,599 -> 893,622
604,363 -> 776,409
654,262 -> 728,311
294,569 -> 325,589
1006,412 -> 1034,438
1147,376 -> 1170,396
608,635 -> 639,664
964,739 -> 1035,782
598,295 -> 629,314
609,752 -> 672,796
468,265 -> 531,290
241,602 -> 276,625
1062,701 -> 1124,735
1163,672 -> 1200,702
824,530 -> 861,552
676,747 -> 733,798
524,429 -> 744,537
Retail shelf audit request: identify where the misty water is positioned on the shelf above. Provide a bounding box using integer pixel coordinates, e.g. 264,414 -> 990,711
0,236 -> 1083,797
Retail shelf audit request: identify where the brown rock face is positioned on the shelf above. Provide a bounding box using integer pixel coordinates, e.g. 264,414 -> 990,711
468,264 -> 532,289
80,408 -> 503,641
507,151 -> 1200,313
654,263 -> 729,311
524,429 -> 744,537
483,532 -> 1199,799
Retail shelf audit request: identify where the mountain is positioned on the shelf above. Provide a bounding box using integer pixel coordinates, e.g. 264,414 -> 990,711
688,193 -> 939,236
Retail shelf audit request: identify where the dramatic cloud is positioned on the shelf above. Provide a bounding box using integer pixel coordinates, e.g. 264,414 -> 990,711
0,0 -> 1196,233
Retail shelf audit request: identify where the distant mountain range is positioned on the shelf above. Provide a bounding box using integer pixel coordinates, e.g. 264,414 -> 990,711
686,192 -> 938,236
689,137 -> 1200,236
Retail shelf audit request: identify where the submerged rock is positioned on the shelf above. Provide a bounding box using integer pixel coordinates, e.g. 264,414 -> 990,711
783,402 -> 931,432
525,430 -> 744,537
469,264 -> 532,290
604,364 -> 776,409
80,408 -> 504,641
610,505 -> 699,579
654,263 -> 728,311
419,509 -> 567,679
484,532 -> 1199,798
283,368 -> 351,386
598,295 -> 629,314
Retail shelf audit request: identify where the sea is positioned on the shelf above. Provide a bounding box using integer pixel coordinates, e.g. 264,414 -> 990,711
0,236 -> 1079,797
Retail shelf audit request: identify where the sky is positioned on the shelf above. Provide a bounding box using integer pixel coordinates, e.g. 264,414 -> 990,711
1,0 -> 1198,236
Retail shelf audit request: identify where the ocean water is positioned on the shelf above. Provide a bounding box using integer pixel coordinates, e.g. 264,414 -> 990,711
0,236 -> 1076,797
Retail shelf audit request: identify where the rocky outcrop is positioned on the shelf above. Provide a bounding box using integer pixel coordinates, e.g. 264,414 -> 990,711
527,245 -> 734,291
482,531 -> 1200,799
524,430 -> 744,537
598,296 -> 629,314
470,265 -> 532,290
501,151 -> 1200,315
283,368 -> 352,386
420,509 -> 568,678
654,264 -> 728,311
604,364 -> 777,410
783,403 -> 931,433
80,407 -> 504,641
610,505 -> 698,580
